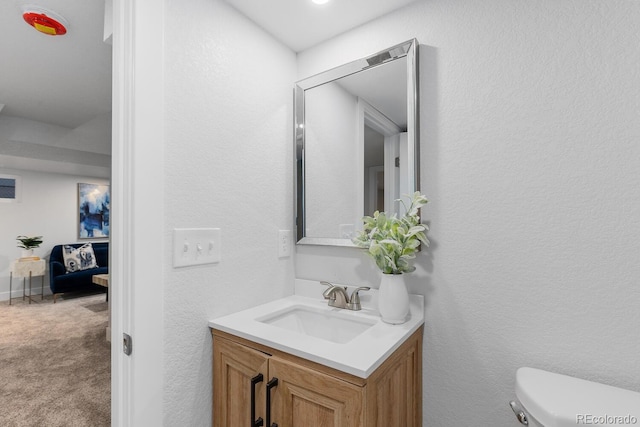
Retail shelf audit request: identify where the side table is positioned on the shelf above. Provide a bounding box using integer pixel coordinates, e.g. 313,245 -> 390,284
92,274 -> 110,341
9,259 -> 46,305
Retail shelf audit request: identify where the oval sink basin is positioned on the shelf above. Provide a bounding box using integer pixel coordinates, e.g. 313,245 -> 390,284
256,305 -> 377,344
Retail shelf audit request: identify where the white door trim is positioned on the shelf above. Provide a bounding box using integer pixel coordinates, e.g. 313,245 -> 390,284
111,0 -> 165,425
357,98 -> 402,219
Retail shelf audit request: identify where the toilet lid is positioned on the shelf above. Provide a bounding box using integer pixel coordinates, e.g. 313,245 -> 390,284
516,367 -> 640,427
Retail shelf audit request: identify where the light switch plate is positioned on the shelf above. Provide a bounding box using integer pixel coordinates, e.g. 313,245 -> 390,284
173,228 -> 221,267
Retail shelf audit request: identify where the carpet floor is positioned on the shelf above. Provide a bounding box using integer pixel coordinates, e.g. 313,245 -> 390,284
0,292 -> 110,427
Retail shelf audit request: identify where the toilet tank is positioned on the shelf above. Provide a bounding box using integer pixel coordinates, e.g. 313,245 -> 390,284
515,367 -> 640,427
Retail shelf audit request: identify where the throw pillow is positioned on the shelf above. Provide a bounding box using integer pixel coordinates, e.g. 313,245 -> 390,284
62,243 -> 99,273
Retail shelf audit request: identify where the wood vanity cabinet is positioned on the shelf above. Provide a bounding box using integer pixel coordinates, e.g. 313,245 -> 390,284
211,326 -> 423,427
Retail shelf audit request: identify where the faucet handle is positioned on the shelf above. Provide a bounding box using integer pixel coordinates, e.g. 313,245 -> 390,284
348,286 -> 370,311
321,281 -> 336,299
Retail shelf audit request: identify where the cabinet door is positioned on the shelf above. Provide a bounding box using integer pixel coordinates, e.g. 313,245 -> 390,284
213,337 -> 269,427
268,357 -> 364,427
364,326 -> 422,427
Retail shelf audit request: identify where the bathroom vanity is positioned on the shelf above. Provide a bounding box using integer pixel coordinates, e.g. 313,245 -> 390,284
211,327 -> 422,427
209,280 -> 424,427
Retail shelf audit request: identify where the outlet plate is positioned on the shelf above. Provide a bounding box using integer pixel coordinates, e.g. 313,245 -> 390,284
278,230 -> 291,258
173,228 -> 221,267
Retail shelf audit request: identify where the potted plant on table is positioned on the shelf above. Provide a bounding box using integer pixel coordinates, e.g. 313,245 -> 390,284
16,235 -> 43,260
352,192 -> 429,324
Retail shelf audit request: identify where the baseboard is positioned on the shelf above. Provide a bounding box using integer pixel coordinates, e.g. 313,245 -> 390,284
0,287 -> 52,302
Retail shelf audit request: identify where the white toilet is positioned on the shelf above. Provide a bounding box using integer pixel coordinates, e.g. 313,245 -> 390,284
510,367 -> 640,426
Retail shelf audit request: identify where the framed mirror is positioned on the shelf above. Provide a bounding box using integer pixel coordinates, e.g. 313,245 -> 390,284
295,39 -> 420,246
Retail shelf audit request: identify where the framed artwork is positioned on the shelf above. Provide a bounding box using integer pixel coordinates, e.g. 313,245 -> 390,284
78,183 -> 110,239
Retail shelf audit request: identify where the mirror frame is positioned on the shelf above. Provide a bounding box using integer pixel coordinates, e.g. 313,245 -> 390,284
295,39 -> 420,247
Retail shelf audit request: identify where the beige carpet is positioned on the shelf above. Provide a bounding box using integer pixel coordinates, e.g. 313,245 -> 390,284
0,292 -> 110,427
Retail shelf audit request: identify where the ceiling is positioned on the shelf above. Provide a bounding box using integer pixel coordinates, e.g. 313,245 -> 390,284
224,0 -> 418,52
0,0 -> 112,129
0,0 -> 416,143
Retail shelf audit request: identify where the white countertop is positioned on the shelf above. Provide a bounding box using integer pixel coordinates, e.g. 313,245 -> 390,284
208,279 -> 424,378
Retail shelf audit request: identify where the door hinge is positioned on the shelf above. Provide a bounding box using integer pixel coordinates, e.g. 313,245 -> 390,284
123,333 -> 133,356
395,157 -> 400,167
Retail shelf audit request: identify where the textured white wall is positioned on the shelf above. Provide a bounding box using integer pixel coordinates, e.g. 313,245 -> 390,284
297,0 -> 640,425
162,0 -> 296,425
0,168 -> 109,299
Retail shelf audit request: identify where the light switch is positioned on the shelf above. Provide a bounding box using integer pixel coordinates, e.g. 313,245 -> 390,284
173,228 -> 221,267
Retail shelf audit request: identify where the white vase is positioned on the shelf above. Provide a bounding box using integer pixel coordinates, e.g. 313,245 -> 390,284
378,273 -> 410,324
21,249 -> 34,258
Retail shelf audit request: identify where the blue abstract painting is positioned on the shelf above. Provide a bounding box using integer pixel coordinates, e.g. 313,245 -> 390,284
78,183 -> 110,239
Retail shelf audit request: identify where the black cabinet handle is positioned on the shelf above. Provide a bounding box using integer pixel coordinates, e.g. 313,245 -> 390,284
251,374 -> 264,427
266,377 -> 278,427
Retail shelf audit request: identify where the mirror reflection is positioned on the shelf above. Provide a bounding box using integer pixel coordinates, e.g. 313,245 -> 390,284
295,39 -> 419,246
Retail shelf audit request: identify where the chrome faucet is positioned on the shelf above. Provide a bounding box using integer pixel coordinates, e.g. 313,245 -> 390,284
321,281 -> 370,311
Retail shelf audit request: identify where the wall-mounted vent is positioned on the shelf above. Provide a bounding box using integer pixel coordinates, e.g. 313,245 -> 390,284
0,175 -> 19,202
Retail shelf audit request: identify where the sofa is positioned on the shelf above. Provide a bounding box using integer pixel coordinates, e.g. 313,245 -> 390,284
49,242 -> 109,302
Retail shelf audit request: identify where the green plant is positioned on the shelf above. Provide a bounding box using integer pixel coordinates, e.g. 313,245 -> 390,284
352,191 -> 429,274
16,235 -> 43,250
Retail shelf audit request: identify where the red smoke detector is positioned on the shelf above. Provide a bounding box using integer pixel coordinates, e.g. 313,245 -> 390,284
22,5 -> 68,36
